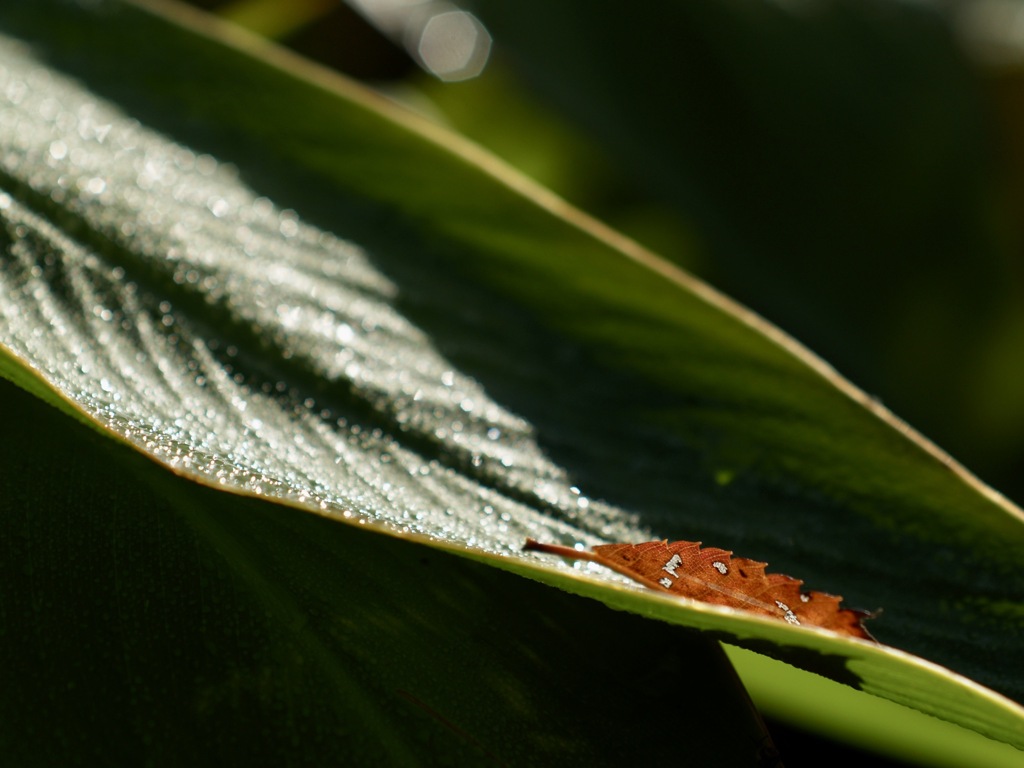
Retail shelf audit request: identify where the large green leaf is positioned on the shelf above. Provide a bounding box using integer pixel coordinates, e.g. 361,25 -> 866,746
0,0 -> 1021,761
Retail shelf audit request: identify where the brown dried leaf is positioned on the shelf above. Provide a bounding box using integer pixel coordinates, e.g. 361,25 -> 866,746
524,538 -> 875,640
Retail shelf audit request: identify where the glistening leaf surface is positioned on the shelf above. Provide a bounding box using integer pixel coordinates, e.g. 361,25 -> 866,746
0,26 -> 637,553
0,0 -> 1022,753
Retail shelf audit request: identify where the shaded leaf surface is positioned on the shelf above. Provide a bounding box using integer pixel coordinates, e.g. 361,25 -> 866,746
0,376 -> 772,766
0,0 -> 1022,752
470,0 -> 1020,497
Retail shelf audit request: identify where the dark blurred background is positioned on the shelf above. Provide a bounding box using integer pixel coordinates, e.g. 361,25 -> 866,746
184,0 -> 1024,514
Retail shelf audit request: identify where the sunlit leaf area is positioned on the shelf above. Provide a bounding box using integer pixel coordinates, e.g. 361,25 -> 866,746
1,1 -> 1023,765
